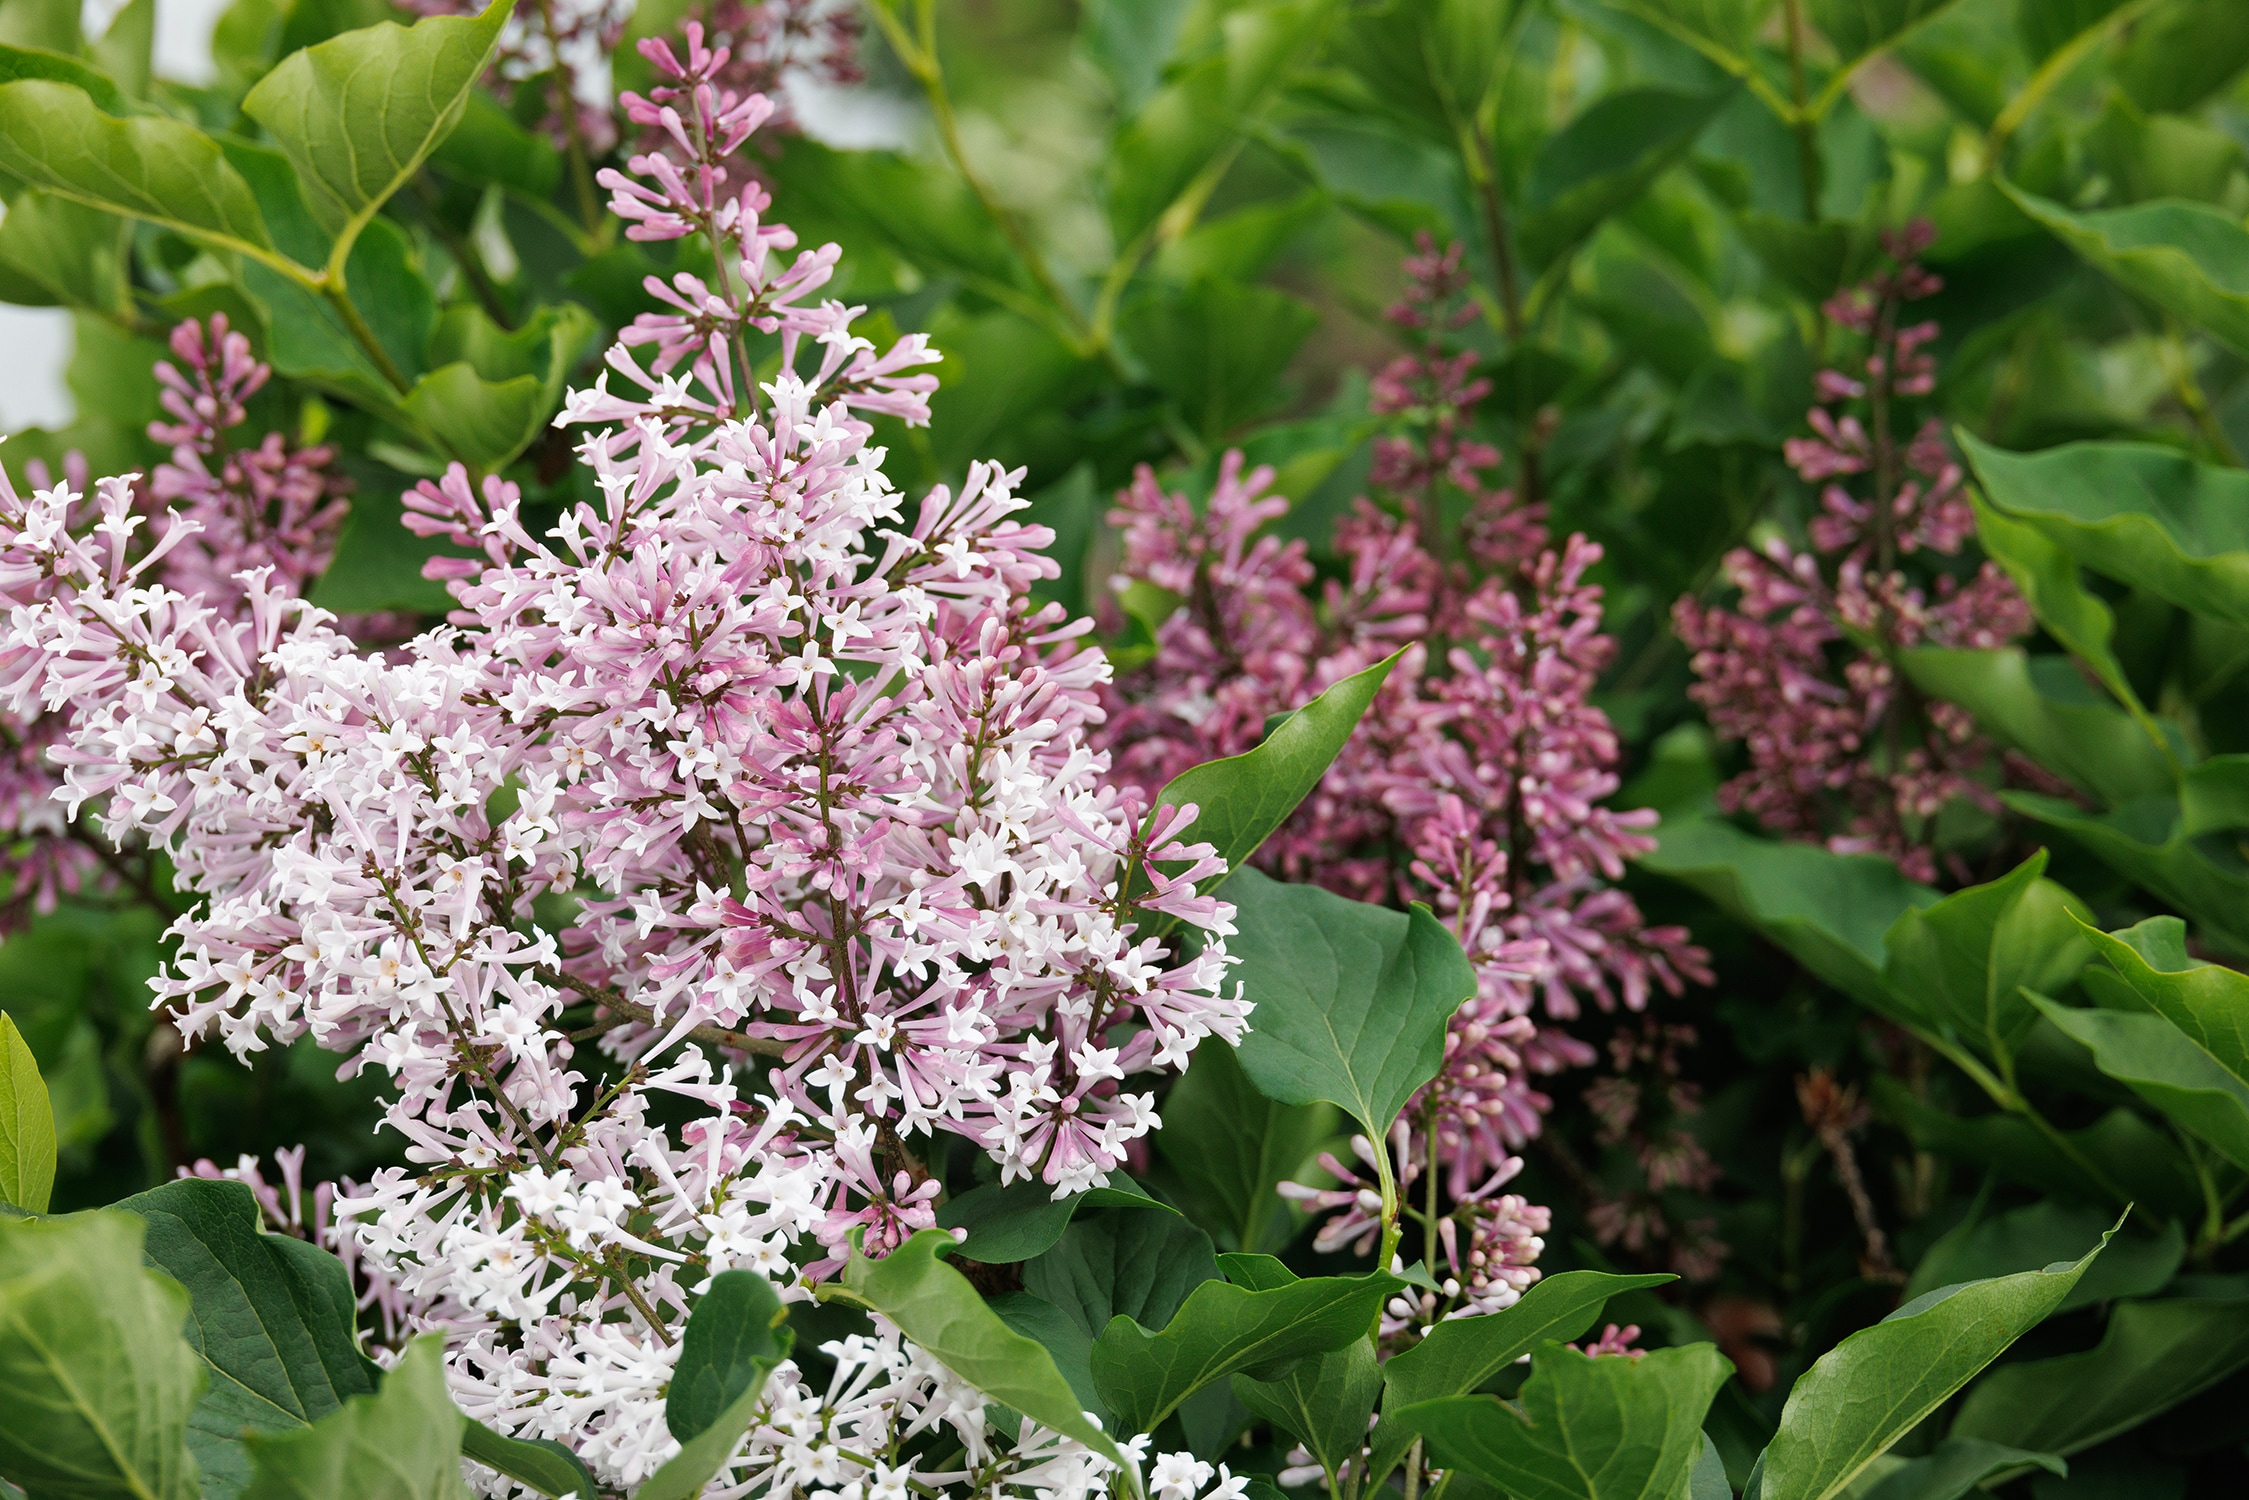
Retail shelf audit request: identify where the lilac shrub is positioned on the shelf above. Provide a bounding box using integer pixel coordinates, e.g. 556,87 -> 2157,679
0,31 -> 1248,1493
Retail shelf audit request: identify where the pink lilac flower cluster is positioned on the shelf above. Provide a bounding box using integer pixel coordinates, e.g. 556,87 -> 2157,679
0,316 -> 347,930
1099,243 -> 1708,1335
0,40 -> 1246,1494
1673,224 -> 2034,884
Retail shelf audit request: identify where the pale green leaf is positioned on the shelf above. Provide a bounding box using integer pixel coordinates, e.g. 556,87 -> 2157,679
238,1336 -> 468,1500
0,1015 -> 52,1215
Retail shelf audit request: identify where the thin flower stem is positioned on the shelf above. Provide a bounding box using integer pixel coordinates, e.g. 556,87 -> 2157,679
1781,0 -> 1822,223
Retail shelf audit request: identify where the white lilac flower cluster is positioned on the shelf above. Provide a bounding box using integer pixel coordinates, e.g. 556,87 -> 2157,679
0,27 -> 1247,1494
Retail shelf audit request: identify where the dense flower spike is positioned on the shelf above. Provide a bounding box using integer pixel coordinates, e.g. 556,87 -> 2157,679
0,62 -> 1239,1492
1099,240 -> 1709,1329
1673,224 -> 2034,883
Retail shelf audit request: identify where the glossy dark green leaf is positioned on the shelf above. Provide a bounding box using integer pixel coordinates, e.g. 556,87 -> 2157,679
0,1015 -> 51,1215
667,1271 -> 791,1441
1146,653 -> 1400,907
2000,185 -> 2249,359
1878,851 -> 2090,1059
990,1292 -> 1105,1420
941,1176 -> 1176,1265
1855,1438 -> 2065,1500
1231,1339 -> 1380,1483
239,1335 -> 467,1500
112,1178 -> 375,1498
1023,1207 -> 1220,1341
638,1274 -> 792,1500
1522,87 -> 1731,266
1089,1260 -> 1393,1435
0,1211 -> 204,1500
2034,996 -> 2249,1169
1226,869 -> 1476,1137
830,1229 -> 1124,1468
1903,1198 -> 2181,1316
1963,432 -> 2249,630
1639,817 -> 1937,1009
1366,1270 -> 1674,1488
1950,1295 -> 2249,1455
1899,648 -> 2174,807
1395,1343 -> 1730,1500
0,78 -> 276,260
1153,1039 -> 1337,1253
460,1420 -> 597,1500
241,0 -> 509,238
1751,1230 -> 2110,1500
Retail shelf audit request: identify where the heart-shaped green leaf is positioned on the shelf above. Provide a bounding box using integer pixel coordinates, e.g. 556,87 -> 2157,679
0,1211 -> 205,1500
242,0 -> 509,241
1395,1342 -> 1731,1500
1225,869 -> 1476,1138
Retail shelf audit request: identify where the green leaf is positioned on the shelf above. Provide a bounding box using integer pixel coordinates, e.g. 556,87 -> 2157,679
1231,1339 -> 1380,1483
2078,915 -> 2249,1081
1024,1209 -> 1220,1342
2005,788 -> 2249,954
0,1211 -> 204,1500
89,0 -> 151,97
1145,651 -> 1399,906
1882,1083 -> 2200,1217
1877,851 -> 2091,1059
1970,497 -> 2164,742
239,1335 -> 468,1499
1854,1438 -> 2065,1500
667,1271 -> 791,1441
638,1273 -> 793,1500
1394,1343 -> 1731,1500
941,1176 -> 1177,1265
1735,213 -> 1871,303
1331,0 -> 1516,147
0,77 -> 276,260
2111,0 -> 2249,113
0,41 -> 128,113
0,0 -> 81,55
1522,87 -> 1732,267
459,1421 -> 596,1500
0,1014 -> 52,1215
1610,0 -> 1773,64
829,1229 -> 1126,1470
1999,184 -> 2249,360
430,89 -> 560,196
1638,817 -> 1937,1009
1367,1271 -> 1675,1488
1079,0 -> 1194,114
112,1178 -> 376,1498
1089,1259 -> 1394,1435
1898,648 -> 2175,807
1107,0 -> 1332,244
1804,0 -> 1968,64
241,0 -> 509,240
243,214 -> 434,419
1153,1038 -> 1337,1253
1749,1228 -> 2111,1500
1961,432 -> 2249,630
2033,996 -> 2249,1169
1225,868 -> 1477,1137
1903,1199 -> 2181,1316
1119,278 -> 1319,443
1949,1294 -> 2249,1456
